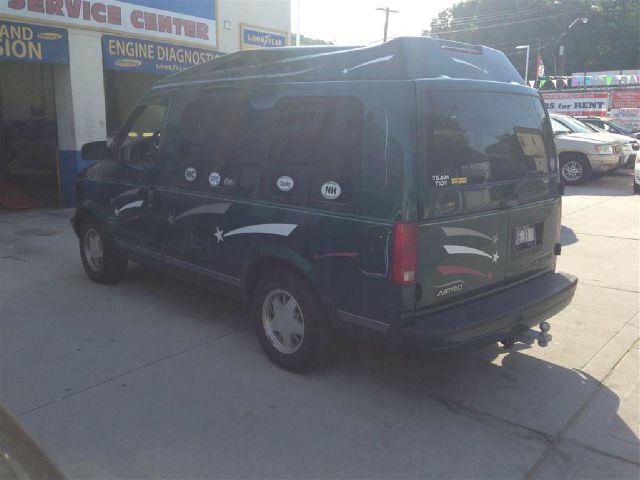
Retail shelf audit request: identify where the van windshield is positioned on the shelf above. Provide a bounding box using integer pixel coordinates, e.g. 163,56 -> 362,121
424,91 -> 554,187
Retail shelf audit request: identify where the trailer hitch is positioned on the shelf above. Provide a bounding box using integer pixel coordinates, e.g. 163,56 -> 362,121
501,321 -> 552,349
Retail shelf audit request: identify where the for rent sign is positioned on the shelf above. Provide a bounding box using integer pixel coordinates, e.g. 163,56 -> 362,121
611,90 -> 640,109
541,92 -> 610,116
1,0 -> 217,48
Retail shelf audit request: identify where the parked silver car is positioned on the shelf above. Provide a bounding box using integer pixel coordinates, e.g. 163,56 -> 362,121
549,114 -> 627,185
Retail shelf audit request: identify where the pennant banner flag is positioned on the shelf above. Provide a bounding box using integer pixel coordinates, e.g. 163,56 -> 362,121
536,53 -> 545,78
531,73 -> 640,89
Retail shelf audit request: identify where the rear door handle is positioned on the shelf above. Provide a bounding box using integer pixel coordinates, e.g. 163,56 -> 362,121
146,188 -> 155,208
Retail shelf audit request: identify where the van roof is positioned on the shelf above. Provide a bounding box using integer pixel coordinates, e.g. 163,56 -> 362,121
151,36 -> 522,91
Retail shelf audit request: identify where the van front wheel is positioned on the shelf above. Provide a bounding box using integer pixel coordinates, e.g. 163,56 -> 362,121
253,268 -> 334,372
79,217 -> 127,284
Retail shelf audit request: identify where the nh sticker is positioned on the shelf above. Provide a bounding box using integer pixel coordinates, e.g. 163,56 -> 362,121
277,176 -> 294,192
185,167 -> 197,182
321,181 -> 341,200
209,172 -> 221,187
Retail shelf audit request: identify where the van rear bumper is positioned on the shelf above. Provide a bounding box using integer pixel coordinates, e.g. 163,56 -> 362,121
400,272 -> 577,352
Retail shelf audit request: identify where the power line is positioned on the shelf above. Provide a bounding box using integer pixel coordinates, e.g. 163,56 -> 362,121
445,6 -> 557,26
431,6 -> 637,37
430,5 -> 638,35
432,0 -> 637,26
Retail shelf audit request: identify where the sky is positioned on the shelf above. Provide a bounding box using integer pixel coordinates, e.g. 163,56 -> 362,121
290,0 -> 458,46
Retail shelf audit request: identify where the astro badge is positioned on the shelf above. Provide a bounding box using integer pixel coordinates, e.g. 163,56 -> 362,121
434,280 -> 464,298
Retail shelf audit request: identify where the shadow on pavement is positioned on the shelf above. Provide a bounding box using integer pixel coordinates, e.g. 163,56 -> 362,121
560,225 -> 578,246
563,170 -> 635,197
117,263 -> 639,472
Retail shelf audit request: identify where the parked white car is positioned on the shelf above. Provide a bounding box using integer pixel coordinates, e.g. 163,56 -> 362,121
549,113 -> 627,185
578,119 -> 639,168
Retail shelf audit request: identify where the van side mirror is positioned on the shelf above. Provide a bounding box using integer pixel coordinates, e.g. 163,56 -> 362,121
636,133 -> 640,140
81,141 -> 110,160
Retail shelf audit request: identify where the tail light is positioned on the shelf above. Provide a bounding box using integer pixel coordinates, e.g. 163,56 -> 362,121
390,222 -> 418,285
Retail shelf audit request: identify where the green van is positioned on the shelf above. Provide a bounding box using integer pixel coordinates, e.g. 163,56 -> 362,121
73,37 -> 577,371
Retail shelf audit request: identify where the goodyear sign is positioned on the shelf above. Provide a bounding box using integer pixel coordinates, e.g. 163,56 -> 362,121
0,19 -> 68,63
102,35 -> 222,75
240,24 -> 289,50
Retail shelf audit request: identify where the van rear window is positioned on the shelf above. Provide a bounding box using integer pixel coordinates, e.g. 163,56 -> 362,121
423,91 -> 553,187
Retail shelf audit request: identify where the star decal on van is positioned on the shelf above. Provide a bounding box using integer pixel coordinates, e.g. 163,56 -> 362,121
491,234 -> 499,245
214,226 -> 225,243
492,251 -> 500,263
213,224 -> 298,245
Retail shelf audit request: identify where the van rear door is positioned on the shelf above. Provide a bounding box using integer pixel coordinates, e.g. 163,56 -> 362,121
415,81 -> 561,310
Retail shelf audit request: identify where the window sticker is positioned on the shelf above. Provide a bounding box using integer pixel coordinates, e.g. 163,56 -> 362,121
276,176 -> 294,192
321,181 -> 341,200
432,174 -> 450,187
223,177 -> 236,187
208,172 -> 221,187
451,177 -> 468,185
185,167 -> 197,182
516,132 -> 546,157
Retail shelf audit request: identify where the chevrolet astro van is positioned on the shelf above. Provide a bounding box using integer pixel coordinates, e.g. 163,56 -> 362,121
72,37 -> 577,371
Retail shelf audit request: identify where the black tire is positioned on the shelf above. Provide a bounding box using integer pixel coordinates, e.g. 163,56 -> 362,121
253,268 -> 335,372
560,154 -> 592,185
634,182 -> 640,194
79,217 -> 127,284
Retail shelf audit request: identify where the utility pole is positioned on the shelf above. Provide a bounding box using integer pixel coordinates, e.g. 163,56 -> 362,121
376,7 -> 399,42
558,0 -> 569,76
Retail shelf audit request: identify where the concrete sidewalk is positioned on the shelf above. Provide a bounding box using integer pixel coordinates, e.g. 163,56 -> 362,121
1,172 -> 638,479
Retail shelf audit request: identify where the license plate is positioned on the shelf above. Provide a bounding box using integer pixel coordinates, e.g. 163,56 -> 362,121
515,226 -> 536,246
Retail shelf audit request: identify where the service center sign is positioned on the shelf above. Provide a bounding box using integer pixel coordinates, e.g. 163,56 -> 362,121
541,92 -> 609,116
1,0 -> 217,48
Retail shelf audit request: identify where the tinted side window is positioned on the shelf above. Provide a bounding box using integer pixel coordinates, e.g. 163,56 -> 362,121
118,103 -> 167,165
424,91 -> 553,187
167,97 -> 251,192
550,118 -> 571,135
262,96 -> 363,206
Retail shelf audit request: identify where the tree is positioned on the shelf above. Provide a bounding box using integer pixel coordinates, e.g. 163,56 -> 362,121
424,0 -> 639,76
300,35 -> 334,46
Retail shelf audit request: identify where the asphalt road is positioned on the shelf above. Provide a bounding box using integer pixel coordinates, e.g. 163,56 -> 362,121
1,170 -> 638,479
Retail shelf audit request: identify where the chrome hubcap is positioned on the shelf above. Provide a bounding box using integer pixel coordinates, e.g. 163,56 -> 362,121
84,228 -> 104,272
262,289 -> 305,354
562,160 -> 583,182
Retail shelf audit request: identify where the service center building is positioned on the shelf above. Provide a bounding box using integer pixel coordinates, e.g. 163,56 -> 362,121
0,0 -> 290,206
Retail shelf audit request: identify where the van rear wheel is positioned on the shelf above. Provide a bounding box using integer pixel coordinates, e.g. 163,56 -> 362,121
253,268 -> 334,372
79,217 -> 127,284
560,154 -> 591,185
